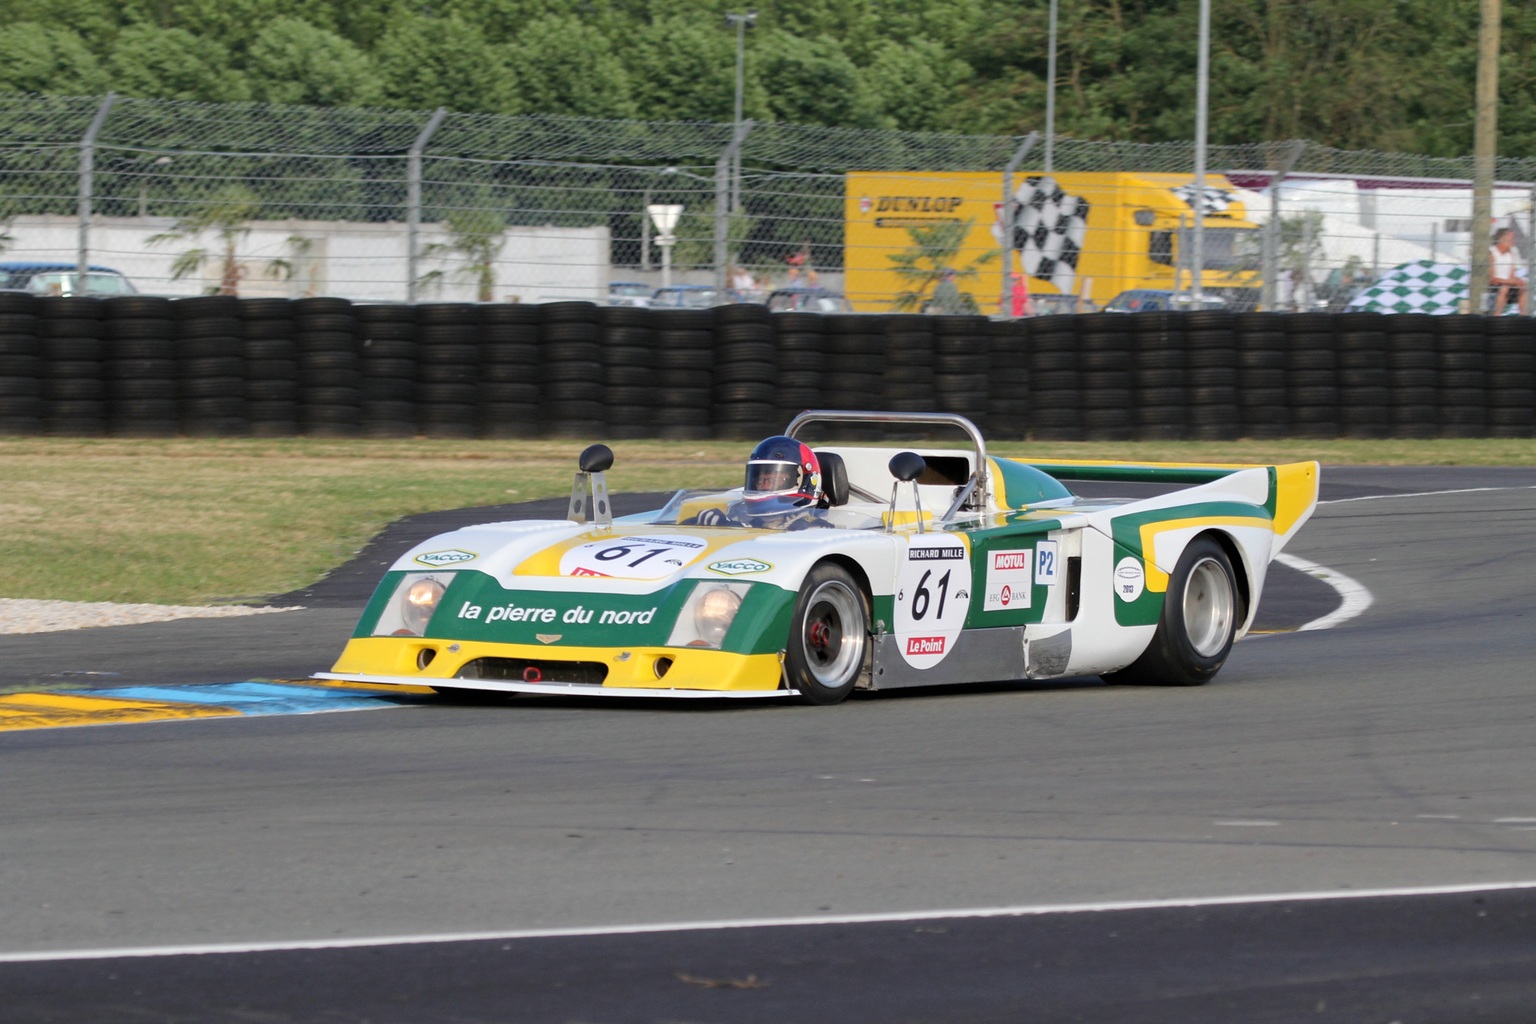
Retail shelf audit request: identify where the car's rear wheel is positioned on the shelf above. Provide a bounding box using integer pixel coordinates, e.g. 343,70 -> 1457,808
786,564 -> 869,705
1103,537 -> 1238,687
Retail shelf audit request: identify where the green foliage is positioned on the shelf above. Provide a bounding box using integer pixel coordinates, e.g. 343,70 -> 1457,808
418,208 -> 510,302
245,19 -> 384,107
374,14 -> 522,114
147,183 -> 263,295
509,15 -> 638,119
756,31 -> 877,128
0,24 -> 108,95
107,25 -> 250,102
887,218 -> 999,313
629,16 -> 750,122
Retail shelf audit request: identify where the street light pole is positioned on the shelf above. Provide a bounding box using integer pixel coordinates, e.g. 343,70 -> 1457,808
1044,0 -> 1058,174
1191,0 -> 1210,301
726,11 -> 756,213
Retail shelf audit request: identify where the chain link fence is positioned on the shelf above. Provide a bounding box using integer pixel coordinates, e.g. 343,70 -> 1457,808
4,94 -> 1536,314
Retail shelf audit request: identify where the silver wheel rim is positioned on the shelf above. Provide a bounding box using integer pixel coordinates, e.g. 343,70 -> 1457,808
1183,557 -> 1235,658
799,580 -> 864,686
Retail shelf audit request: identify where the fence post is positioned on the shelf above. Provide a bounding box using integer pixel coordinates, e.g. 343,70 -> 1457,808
715,120 -> 753,295
406,107 -> 448,304
76,93 -> 116,284
1000,131 -> 1039,320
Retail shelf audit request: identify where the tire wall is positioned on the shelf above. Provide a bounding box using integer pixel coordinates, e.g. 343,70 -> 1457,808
0,295 -> 1531,441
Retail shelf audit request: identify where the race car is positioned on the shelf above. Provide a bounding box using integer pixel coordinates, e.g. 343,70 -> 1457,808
317,410 -> 1319,704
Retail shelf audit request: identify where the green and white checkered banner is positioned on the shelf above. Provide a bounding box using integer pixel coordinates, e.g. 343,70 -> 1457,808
1346,260 -> 1473,315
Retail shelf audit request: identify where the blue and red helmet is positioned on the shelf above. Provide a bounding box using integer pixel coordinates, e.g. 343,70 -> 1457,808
743,435 -> 821,505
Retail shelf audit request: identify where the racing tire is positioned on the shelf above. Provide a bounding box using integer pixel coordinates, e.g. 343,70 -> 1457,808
786,563 -> 869,706
1103,537 -> 1238,687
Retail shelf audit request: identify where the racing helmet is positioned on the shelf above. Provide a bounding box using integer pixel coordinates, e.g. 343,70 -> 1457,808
743,435 -> 821,504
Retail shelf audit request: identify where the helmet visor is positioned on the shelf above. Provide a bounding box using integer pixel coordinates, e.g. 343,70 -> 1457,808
744,460 -> 800,496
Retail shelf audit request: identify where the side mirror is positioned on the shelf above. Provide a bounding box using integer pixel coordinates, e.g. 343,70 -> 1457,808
887,452 -> 926,532
569,444 -> 614,526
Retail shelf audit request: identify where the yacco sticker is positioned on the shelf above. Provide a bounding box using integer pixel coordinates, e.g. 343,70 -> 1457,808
559,535 -> 707,581
1114,557 -> 1146,602
416,549 -> 477,567
895,535 -> 971,670
708,558 -> 773,576
984,547 -> 1033,611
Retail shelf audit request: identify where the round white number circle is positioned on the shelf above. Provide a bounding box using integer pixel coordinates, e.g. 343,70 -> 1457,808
893,535 -> 971,669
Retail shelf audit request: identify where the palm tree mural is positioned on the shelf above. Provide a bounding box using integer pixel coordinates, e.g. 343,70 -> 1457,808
887,218 -> 998,313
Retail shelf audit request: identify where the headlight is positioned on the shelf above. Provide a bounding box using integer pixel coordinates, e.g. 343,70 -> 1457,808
371,572 -> 457,637
694,586 -> 744,646
401,577 -> 446,635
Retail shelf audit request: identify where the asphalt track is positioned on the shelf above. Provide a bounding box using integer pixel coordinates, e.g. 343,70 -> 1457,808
2,466 -> 1535,1022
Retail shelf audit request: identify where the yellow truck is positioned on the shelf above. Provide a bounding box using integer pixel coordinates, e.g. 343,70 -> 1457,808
843,170 -> 1263,313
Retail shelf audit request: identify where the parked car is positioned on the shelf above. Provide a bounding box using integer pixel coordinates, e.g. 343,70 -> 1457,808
0,262 -> 138,297
766,287 -> 853,313
1103,289 -> 1228,313
1027,294 -> 1099,316
608,281 -> 652,307
650,285 -> 725,309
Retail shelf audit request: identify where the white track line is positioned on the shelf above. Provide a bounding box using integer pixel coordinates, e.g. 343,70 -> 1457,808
1273,552 -> 1374,631
1318,484 -> 1536,506
5,880 -> 1535,963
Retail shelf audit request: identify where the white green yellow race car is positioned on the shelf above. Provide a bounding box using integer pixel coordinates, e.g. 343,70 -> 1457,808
318,411 -> 1319,705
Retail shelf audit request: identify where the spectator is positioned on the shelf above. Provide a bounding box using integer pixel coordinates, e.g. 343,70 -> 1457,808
1005,272 -> 1034,317
1489,226 -> 1528,315
929,268 -> 965,314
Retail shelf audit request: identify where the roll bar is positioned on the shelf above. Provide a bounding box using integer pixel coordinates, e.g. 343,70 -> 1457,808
783,410 -> 992,516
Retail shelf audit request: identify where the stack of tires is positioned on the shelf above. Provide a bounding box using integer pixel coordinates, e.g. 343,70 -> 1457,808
1387,314 -> 1438,439
772,311 -> 827,425
931,315 -> 991,431
243,298 -> 300,437
599,306 -> 659,440
1285,313 -> 1339,438
1077,313 -> 1134,441
986,318 -> 1029,439
1183,310 -> 1239,441
173,295 -> 246,437
652,310 -> 713,440
1435,316 -> 1487,438
294,297 -> 362,437
538,302 -> 605,437
479,304 -> 542,439
711,304 -> 778,439
0,293 -> 42,435
1486,317 -> 1535,438
1234,312 -> 1289,439
881,315 -> 935,416
1028,314 -> 1080,440
104,295 -> 178,437
1335,312 -> 1391,439
357,303 -> 418,438
39,297 -> 108,436
415,304 -> 479,438
1131,312 -> 1187,440
824,314 -> 885,437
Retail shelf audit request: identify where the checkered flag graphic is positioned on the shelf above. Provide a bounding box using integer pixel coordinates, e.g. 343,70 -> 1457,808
1012,176 -> 1089,294
1171,184 -> 1235,215
1347,260 -> 1478,315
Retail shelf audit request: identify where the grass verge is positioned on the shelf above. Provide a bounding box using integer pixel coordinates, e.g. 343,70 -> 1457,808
2,435 -> 1531,605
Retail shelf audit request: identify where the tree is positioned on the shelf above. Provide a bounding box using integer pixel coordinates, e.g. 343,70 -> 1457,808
107,24 -> 250,102
508,15 -> 638,119
0,23 -> 108,95
887,219 -> 999,313
147,184 -> 262,295
629,16 -> 753,122
373,14 -> 521,115
755,32 -> 879,127
244,18 -> 384,107
861,39 -> 972,132
418,209 -> 508,302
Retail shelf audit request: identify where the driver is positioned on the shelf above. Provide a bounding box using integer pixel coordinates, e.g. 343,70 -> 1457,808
689,435 -> 832,529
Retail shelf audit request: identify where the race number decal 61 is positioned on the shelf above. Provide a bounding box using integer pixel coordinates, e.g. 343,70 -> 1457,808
894,536 -> 971,669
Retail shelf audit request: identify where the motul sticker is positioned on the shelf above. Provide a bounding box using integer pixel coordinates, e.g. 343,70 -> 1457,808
984,547 -> 1033,611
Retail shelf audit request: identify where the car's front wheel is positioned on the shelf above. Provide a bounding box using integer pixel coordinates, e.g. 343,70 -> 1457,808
785,563 -> 869,705
1103,537 -> 1238,687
